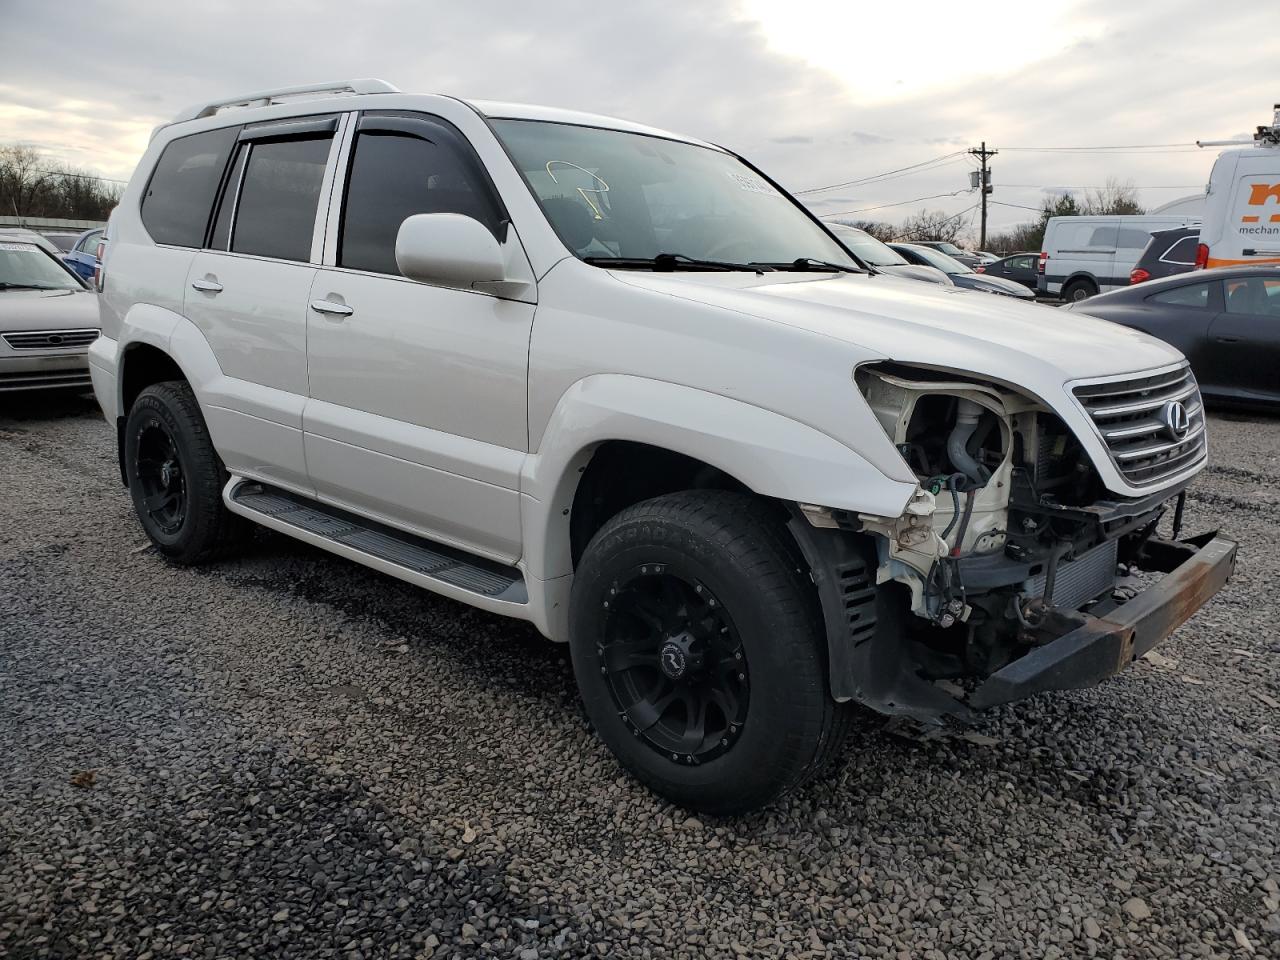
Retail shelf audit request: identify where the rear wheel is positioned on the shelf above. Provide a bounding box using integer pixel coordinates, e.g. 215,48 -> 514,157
569,491 -> 849,814
1062,277 -> 1097,302
124,381 -> 250,564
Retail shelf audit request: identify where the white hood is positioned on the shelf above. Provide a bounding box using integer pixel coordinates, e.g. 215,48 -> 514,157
613,270 -> 1183,385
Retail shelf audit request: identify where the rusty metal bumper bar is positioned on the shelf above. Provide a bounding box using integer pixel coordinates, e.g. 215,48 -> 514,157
968,533 -> 1237,710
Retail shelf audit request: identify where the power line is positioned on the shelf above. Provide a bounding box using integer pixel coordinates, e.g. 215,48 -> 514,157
990,200 -> 1048,213
1001,142 -> 1196,151
794,151 -> 966,196
997,183 -> 1202,190
57,171 -> 128,185
814,188 -> 975,217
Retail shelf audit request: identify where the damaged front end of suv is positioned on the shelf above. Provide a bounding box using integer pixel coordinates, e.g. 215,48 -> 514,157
789,360 -> 1237,722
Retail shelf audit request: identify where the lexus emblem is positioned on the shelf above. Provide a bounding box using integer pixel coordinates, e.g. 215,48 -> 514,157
1161,400 -> 1190,441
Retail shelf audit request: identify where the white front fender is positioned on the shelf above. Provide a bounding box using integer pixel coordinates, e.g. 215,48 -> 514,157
520,374 -> 917,583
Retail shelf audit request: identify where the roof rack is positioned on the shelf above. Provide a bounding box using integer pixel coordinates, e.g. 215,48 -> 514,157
172,78 -> 400,124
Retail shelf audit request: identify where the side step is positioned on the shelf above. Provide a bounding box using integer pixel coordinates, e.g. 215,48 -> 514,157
227,480 -> 527,604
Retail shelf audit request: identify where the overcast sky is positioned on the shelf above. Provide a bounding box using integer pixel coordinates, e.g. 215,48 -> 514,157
2,0 -> 1275,237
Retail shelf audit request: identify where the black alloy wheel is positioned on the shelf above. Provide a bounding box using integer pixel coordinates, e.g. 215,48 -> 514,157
600,564 -> 749,764
133,418 -> 187,535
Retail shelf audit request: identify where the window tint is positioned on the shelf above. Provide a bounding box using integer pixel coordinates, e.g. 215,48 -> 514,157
231,136 -> 332,262
1149,282 -> 1210,308
1117,228 -> 1152,249
339,129 -> 502,275
142,126 -> 240,247
1161,236 -> 1198,265
1224,277 -> 1280,317
1088,225 -> 1118,248
1010,255 -> 1033,270
77,231 -> 102,253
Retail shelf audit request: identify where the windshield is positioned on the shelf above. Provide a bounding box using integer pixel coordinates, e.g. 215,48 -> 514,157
491,119 -> 857,270
827,225 -> 908,266
0,242 -> 82,290
929,241 -> 965,256
904,244 -> 972,275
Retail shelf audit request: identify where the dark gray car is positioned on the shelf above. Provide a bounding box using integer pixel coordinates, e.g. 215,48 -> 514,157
978,252 -> 1039,291
1067,265 -> 1280,408
1129,226 -> 1200,286
913,239 -> 982,268
890,243 -> 1035,299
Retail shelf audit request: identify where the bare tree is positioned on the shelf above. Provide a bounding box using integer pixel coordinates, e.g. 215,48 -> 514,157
1082,177 -> 1143,216
898,207 -> 970,244
830,218 -> 896,242
0,144 -> 121,221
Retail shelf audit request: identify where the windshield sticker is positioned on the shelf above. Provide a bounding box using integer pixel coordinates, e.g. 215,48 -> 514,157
546,161 -> 610,220
726,172 -> 781,197
0,242 -> 38,251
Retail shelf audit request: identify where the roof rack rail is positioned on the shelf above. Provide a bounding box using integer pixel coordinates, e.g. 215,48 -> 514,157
172,78 -> 400,124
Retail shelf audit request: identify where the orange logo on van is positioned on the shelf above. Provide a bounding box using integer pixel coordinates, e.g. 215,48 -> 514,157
1242,182 -> 1280,223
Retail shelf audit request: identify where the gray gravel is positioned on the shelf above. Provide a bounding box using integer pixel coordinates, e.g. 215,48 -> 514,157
1,393 -> 1277,959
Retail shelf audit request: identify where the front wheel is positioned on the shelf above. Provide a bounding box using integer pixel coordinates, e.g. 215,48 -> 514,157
569,491 -> 850,814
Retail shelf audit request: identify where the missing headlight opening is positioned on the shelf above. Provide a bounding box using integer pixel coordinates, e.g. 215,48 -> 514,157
846,361 -> 1191,699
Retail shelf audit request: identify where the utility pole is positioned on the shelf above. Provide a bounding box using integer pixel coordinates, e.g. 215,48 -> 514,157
969,142 -> 997,248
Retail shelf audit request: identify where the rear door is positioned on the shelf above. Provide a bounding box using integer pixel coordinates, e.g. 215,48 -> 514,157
184,115 -> 342,493
1203,275 -> 1280,401
1133,280 -> 1221,387
1231,155 -> 1280,267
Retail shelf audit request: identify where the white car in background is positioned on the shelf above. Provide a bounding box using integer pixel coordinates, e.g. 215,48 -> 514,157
826,223 -> 953,285
0,230 -> 99,392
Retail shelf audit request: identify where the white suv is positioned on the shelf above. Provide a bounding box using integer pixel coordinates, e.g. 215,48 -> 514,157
90,80 -> 1236,813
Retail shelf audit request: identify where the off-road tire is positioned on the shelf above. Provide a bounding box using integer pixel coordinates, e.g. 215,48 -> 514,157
569,490 -> 850,814
124,380 -> 250,564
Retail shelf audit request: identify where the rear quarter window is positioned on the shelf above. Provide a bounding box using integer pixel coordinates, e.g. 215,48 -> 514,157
141,126 -> 240,247
1147,282 -> 1211,308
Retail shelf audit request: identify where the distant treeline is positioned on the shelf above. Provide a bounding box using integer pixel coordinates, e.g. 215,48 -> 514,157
0,144 -> 122,222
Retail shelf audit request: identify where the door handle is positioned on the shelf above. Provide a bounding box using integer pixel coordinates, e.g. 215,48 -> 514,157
191,277 -> 223,293
1215,336 -> 1240,343
310,299 -> 353,317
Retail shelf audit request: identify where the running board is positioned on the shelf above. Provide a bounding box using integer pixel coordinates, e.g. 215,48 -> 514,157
226,480 -> 527,604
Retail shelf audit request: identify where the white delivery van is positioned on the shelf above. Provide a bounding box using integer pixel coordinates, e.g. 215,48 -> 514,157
1196,105 -> 1280,270
1037,214 -> 1200,301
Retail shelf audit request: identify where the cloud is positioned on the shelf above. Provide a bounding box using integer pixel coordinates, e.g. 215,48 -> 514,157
0,0 -> 1273,239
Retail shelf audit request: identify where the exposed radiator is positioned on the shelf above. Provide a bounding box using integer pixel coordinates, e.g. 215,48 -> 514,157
1029,538 -> 1119,610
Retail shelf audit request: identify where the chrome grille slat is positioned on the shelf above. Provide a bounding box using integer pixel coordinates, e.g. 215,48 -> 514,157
1087,383 -> 1197,418
1073,365 -> 1208,488
2,329 -> 100,350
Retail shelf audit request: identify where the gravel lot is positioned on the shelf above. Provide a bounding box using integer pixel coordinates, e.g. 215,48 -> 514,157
2,392 -> 1277,959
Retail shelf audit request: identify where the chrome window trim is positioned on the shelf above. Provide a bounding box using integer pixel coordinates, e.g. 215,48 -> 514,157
320,112 -> 358,267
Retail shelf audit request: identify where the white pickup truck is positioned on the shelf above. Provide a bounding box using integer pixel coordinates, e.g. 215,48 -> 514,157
90,80 -> 1236,813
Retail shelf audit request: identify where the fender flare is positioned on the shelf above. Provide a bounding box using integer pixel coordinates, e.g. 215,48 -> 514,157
520,374 -> 917,583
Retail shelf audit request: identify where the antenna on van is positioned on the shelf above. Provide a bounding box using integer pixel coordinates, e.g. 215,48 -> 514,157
1197,104 -> 1280,148
1254,104 -> 1280,145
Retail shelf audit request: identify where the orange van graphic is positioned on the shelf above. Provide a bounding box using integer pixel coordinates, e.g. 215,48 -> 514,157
1242,182 -> 1280,223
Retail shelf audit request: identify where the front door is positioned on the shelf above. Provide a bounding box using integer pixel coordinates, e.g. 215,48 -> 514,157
1203,275 -> 1280,402
304,112 -> 535,563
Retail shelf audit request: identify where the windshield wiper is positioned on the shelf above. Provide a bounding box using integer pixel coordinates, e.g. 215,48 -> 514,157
765,257 -> 864,274
584,253 -> 774,274
0,283 -> 62,291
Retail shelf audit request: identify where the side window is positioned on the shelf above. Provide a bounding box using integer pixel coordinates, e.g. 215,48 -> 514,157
339,122 -> 503,276
230,135 -> 333,263
1117,228 -> 1152,249
1087,224 -> 1118,248
141,126 -> 240,247
1055,222 -> 1094,250
1161,236 -> 1198,265
77,231 -> 101,253
1148,282 -> 1211,309
1224,277 -> 1280,318
1011,255 -> 1033,271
